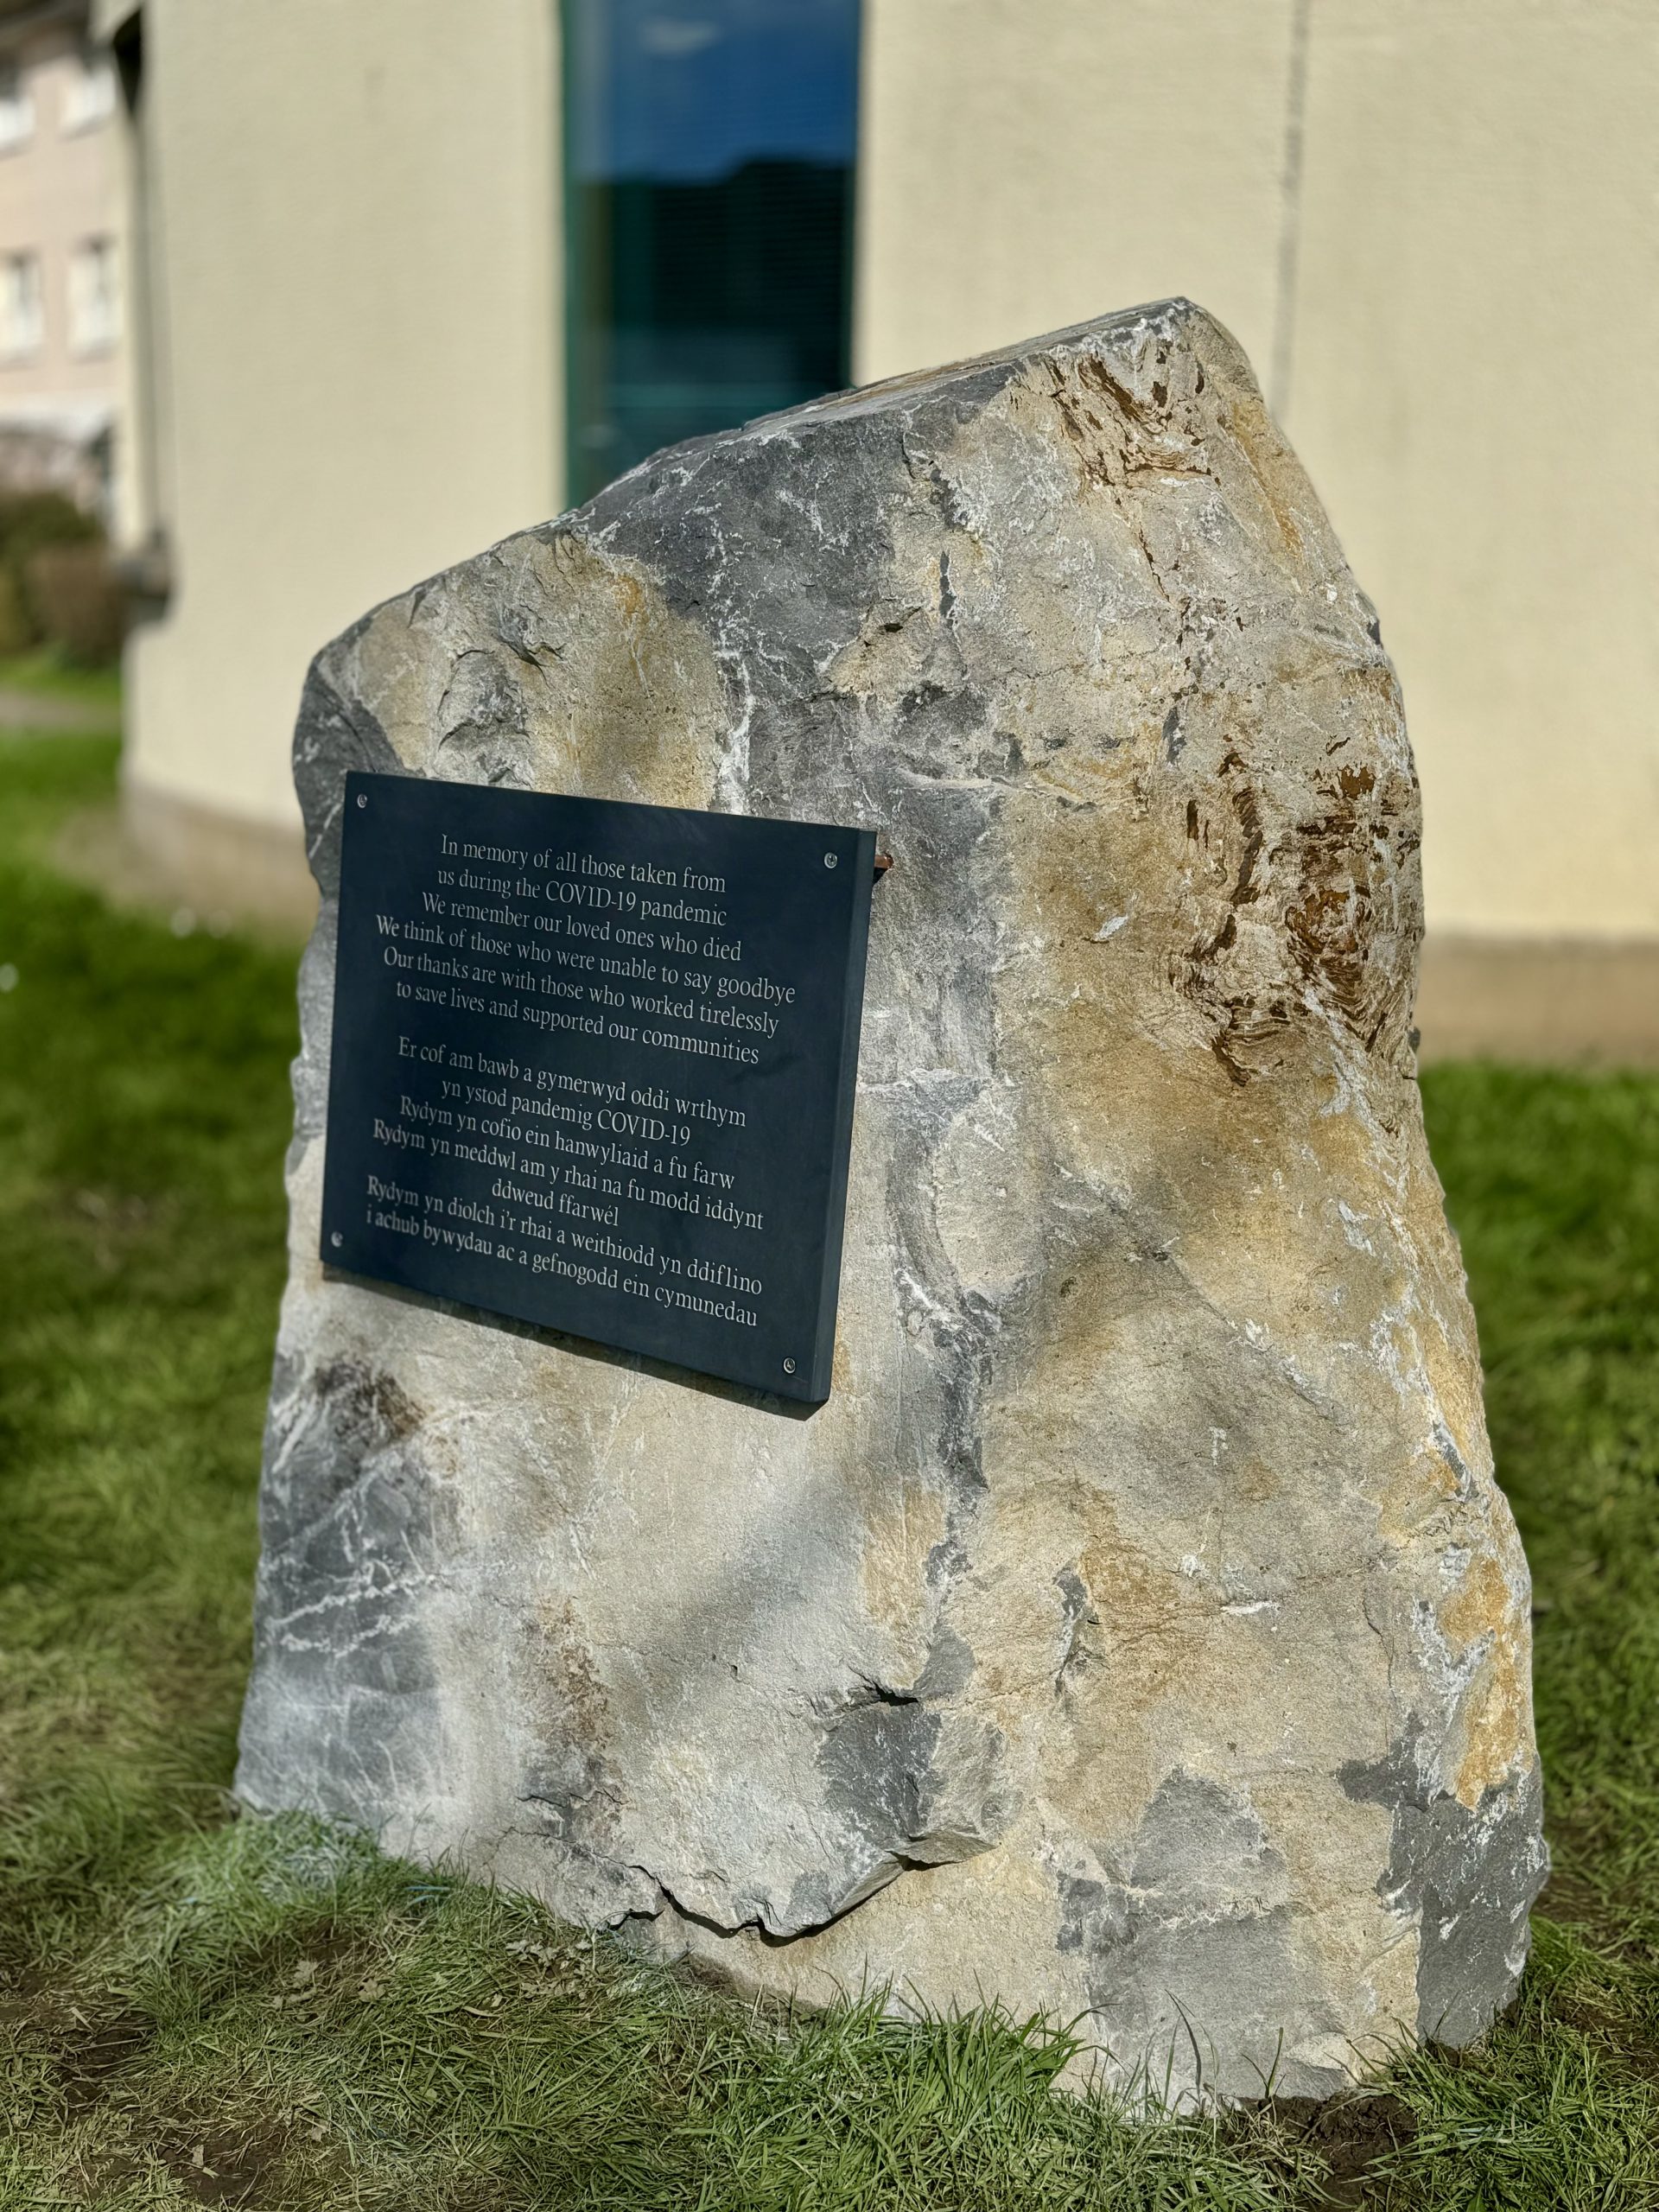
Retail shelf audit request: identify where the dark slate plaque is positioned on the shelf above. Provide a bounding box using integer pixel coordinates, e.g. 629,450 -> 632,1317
321,772 -> 876,1402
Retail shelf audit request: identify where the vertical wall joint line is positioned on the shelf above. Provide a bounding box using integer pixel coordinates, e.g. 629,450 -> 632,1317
1270,0 -> 1313,424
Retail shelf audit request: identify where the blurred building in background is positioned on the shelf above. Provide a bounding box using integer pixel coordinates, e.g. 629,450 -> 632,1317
91,0 -> 1656,1054
0,0 -> 120,515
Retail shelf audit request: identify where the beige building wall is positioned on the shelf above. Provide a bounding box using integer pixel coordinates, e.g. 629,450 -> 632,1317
855,0 -> 1659,947
106,0 -> 1657,983
1288,0 -> 1658,942
855,0 -> 1298,405
117,0 -> 559,854
0,11 -> 120,461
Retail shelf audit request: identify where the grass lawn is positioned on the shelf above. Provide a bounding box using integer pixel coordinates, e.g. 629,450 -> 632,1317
2,732 -> 1657,2209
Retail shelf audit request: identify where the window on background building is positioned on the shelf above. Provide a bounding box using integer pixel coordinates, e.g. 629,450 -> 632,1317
60,48 -> 116,133
69,236 -> 117,353
563,0 -> 861,503
0,252 -> 42,358
0,64 -> 34,150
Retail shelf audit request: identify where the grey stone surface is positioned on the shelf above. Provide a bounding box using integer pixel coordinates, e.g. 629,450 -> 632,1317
238,298 -> 1546,2103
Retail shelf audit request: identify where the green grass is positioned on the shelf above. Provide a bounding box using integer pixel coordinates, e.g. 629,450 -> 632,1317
2,732 -> 1657,2207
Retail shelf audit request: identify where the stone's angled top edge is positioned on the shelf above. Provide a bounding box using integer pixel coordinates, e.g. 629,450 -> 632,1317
294,296 -> 1250,691
296,601 -> 379,701
300,518 -> 563,696
576,297 -> 1251,518
820,294 -> 1230,419
758,294 -> 1229,429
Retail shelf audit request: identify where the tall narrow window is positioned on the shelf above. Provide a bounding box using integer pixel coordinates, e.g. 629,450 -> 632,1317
0,252 -> 42,358
0,65 -> 34,151
563,0 -> 861,503
60,48 -> 116,133
69,237 -> 118,353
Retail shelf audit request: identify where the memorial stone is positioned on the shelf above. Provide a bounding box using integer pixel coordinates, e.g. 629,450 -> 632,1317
238,298 -> 1547,2102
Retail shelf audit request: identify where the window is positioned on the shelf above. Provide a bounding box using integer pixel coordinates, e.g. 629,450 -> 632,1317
0,252 -> 43,358
60,49 -> 115,133
563,0 -> 861,502
0,64 -> 34,151
69,236 -> 118,353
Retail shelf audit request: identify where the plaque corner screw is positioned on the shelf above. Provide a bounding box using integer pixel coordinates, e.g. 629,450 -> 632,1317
782,1357 -> 797,1375
330,1231 -> 343,1249
823,852 -> 837,869
356,792 -> 368,809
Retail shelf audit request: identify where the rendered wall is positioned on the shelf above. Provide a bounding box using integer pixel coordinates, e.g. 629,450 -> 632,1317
119,0 -> 559,839
116,0 -> 1657,947
1288,0 -> 1659,940
855,0 -> 1659,943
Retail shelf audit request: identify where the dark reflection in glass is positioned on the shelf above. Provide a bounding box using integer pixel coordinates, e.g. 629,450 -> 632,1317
563,0 -> 861,503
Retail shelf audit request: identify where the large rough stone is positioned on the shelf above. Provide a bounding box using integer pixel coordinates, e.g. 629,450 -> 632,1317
238,299 -> 1546,2101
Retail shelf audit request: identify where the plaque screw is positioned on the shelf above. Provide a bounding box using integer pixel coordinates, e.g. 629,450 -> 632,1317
782,1357 -> 797,1375
823,852 -> 837,868
330,1231 -> 343,1249
357,793 -> 368,809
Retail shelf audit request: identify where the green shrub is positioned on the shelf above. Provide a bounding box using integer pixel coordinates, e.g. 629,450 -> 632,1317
0,562 -> 31,655
0,490 -> 121,664
26,540 -> 126,664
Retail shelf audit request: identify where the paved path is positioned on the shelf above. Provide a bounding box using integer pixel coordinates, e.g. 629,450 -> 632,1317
0,685 -> 117,730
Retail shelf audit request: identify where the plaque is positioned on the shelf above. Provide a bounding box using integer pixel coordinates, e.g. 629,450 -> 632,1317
321,773 -> 877,1402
